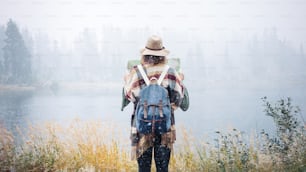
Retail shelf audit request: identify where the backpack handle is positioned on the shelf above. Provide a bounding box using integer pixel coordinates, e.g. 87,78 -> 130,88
150,77 -> 158,85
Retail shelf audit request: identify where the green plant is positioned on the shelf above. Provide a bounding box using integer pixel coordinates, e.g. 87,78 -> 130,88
13,125 -> 62,172
261,97 -> 306,171
213,129 -> 257,172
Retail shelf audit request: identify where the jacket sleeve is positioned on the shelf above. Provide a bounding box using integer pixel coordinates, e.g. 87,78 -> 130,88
180,86 -> 189,111
121,87 -> 130,111
166,68 -> 185,108
123,67 -> 139,103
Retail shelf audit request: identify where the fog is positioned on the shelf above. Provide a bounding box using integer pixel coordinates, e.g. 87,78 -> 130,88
0,0 -> 306,139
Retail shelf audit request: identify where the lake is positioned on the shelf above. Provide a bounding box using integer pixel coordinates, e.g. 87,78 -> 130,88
1,79 -> 305,144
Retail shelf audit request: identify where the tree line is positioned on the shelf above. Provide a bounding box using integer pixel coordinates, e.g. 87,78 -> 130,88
0,19 -> 305,86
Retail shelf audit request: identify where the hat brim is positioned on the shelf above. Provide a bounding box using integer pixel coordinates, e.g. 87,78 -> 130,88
140,48 -> 170,57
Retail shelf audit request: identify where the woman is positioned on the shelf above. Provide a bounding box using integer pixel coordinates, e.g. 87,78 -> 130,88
123,35 -> 187,172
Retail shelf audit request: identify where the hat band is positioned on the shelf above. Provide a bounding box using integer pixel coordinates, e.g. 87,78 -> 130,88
145,46 -> 165,51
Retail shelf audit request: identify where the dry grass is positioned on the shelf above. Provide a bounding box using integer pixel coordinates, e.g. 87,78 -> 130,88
1,120 -> 137,172
0,120 -> 305,172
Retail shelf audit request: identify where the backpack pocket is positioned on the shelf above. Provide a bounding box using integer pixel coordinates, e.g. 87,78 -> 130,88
136,104 -> 171,135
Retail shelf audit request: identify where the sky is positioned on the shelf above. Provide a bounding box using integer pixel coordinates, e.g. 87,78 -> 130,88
0,0 -> 306,46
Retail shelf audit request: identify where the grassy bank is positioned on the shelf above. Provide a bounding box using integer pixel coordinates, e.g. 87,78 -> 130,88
1,98 -> 305,172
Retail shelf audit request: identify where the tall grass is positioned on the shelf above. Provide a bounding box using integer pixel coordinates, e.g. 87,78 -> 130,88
1,98 -> 305,172
1,120 -> 137,172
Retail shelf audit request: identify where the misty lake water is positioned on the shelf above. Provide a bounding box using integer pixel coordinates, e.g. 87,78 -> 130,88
1,80 -> 306,145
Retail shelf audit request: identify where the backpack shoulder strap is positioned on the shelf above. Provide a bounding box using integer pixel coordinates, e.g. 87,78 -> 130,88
137,64 -> 150,86
157,65 -> 170,86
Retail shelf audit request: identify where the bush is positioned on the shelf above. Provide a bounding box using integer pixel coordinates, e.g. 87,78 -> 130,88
261,97 -> 306,171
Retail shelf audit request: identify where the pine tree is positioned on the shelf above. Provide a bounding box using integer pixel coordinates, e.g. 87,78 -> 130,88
3,19 -> 32,84
0,25 -> 5,83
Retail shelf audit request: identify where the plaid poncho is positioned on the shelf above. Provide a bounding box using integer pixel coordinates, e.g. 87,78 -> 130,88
123,63 -> 185,159
124,63 -> 184,105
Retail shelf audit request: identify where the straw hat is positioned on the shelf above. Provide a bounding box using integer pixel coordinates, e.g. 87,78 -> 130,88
140,35 -> 170,56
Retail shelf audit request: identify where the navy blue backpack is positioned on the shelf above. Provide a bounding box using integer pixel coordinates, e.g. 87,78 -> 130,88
135,65 -> 171,135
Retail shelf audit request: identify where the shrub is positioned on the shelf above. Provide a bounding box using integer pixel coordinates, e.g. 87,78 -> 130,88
261,97 -> 306,171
